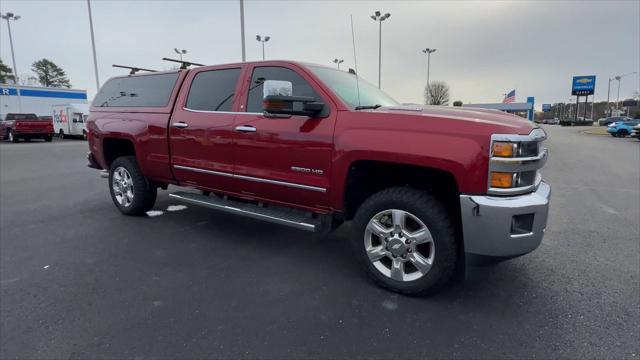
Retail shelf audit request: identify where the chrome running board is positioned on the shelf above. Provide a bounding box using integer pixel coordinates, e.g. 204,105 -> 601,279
168,191 -> 323,232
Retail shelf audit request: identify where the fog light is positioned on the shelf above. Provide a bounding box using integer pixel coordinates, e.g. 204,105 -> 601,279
490,172 -> 514,188
511,214 -> 534,235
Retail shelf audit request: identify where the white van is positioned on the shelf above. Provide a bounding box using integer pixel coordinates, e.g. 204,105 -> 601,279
52,104 -> 89,139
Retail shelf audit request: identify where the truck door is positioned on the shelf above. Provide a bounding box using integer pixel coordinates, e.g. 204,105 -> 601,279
71,113 -> 83,135
168,66 -> 243,193
232,65 -> 336,211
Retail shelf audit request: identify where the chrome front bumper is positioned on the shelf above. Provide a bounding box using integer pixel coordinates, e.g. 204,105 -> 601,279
459,181 -> 550,258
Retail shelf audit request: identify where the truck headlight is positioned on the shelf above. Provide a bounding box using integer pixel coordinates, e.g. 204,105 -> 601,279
491,142 -> 516,157
488,129 -> 547,195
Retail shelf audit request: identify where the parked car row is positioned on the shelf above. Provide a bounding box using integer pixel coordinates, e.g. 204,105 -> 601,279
539,118 -> 560,125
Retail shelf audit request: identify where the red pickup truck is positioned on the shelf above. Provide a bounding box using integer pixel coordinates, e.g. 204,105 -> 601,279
1,113 -> 54,142
87,60 -> 550,295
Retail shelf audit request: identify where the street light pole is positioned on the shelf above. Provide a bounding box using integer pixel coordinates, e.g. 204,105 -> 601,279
174,48 -> 187,62
1,12 -> 22,112
256,35 -> 270,60
240,0 -> 246,62
370,11 -> 390,89
86,0 -> 100,92
606,78 -> 612,117
333,59 -> 344,69
421,48 -> 436,104
613,72 -> 638,114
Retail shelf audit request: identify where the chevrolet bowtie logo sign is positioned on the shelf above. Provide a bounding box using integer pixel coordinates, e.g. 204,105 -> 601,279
571,75 -> 596,96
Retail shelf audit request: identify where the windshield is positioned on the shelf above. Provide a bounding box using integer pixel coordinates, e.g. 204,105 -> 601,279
308,66 -> 399,108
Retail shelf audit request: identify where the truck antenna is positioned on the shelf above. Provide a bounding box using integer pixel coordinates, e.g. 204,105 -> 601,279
161,57 -> 205,70
112,64 -> 157,75
350,14 -> 361,108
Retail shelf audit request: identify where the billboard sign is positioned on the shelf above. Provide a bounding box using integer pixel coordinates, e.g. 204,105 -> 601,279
571,75 -> 596,96
542,104 -> 551,112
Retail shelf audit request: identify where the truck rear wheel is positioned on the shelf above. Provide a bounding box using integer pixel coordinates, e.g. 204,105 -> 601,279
59,129 -> 64,139
9,130 -> 18,143
352,187 -> 458,296
109,156 -> 157,216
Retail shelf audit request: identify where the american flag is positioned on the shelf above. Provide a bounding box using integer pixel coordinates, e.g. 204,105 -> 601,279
503,89 -> 516,104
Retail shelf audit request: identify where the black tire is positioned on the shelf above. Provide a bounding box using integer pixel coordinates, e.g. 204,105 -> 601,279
59,129 -> 64,139
82,130 -> 87,140
108,156 -> 157,216
617,130 -> 628,137
611,133 -> 617,137
9,130 -> 18,143
44,135 -> 52,142
351,187 -> 458,296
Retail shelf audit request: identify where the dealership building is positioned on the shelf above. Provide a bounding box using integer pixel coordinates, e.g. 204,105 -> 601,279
0,84 -> 88,119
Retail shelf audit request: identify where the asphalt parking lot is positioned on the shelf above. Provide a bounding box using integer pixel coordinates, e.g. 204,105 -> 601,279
1,126 -> 638,359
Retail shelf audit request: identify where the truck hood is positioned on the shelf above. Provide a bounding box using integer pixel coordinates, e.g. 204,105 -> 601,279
373,104 -> 535,134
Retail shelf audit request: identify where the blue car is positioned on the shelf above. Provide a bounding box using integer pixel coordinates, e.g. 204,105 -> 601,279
607,120 -> 640,137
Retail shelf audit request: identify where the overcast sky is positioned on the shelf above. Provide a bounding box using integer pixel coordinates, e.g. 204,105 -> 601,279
1,0 -> 639,109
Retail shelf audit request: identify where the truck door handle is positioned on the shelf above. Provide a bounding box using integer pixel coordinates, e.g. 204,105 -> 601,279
172,122 -> 189,129
235,125 -> 257,133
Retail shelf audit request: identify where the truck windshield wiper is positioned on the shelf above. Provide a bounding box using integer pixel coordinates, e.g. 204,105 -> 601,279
354,104 -> 382,110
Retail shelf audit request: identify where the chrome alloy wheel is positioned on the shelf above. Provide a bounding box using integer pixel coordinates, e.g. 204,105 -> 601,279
364,209 -> 435,282
112,166 -> 134,207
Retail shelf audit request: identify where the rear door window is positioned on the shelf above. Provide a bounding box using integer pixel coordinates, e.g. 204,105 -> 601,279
185,68 -> 241,112
92,73 -> 179,107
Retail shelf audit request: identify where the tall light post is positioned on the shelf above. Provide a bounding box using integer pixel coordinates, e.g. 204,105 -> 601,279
174,48 -> 187,61
256,35 -> 270,60
370,11 -> 390,89
606,77 -> 613,117
1,12 -> 22,112
239,0 -> 246,62
86,0 -> 100,92
614,72 -> 638,113
421,48 -> 436,104
333,59 -> 344,69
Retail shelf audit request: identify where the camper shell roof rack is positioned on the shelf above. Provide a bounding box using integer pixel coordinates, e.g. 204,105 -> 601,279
161,57 -> 205,70
112,64 -> 158,75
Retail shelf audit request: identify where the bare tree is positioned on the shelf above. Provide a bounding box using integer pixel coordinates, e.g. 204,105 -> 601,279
425,81 -> 450,105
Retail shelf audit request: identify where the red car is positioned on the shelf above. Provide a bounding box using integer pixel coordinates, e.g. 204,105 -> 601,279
87,60 -> 550,295
1,113 -> 54,142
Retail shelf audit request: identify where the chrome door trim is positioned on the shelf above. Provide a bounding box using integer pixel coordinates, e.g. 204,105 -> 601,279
183,107 -> 263,115
234,174 -> 326,192
173,164 -> 233,178
172,165 -> 326,193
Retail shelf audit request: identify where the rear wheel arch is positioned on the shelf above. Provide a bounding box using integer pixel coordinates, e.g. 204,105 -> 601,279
102,137 -> 137,168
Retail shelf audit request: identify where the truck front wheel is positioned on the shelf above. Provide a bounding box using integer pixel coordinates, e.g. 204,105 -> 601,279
352,187 -> 458,296
109,156 -> 157,216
